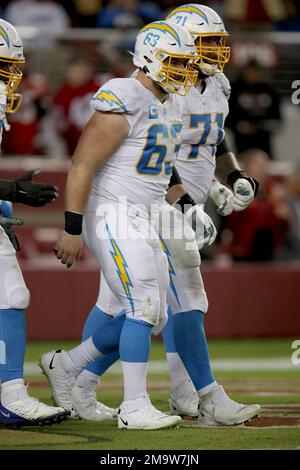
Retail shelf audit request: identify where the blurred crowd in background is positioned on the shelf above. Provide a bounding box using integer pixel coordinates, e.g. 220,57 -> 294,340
0,0 -> 300,264
1,0 -> 300,30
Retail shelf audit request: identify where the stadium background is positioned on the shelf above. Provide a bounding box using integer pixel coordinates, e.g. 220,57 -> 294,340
1,0 -> 300,339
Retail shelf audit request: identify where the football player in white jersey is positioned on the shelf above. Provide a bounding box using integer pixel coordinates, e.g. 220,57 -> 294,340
40,20 -> 201,430
158,4 -> 261,426
0,19 -> 69,428
65,5 -> 261,427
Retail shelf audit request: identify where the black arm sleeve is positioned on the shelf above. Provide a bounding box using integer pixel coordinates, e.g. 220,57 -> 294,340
216,137 -> 230,158
0,179 -> 15,202
168,166 -> 182,188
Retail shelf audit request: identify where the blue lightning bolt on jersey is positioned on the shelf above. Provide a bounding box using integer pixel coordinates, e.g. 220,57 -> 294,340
159,237 -> 180,308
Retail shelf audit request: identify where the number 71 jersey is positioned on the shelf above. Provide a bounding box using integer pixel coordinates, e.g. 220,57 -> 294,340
176,73 -> 230,204
88,77 -> 183,211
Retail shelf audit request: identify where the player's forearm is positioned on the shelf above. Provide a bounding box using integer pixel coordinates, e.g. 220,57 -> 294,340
65,162 -> 94,214
166,184 -> 187,205
215,152 -> 241,184
166,167 -> 189,205
63,162 -> 94,236
63,120 -> 101,228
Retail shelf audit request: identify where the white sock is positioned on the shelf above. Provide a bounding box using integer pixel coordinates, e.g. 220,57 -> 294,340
1,378 -> 28,406
166,352 -> 192,389
76,369 -> 99,391
122,361 -> 148,402
64,338 -> 102,374
198,381 -> 218,397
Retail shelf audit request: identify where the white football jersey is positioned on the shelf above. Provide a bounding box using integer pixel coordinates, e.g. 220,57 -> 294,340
0,93 -> 7,245
0,92 -> 6,146
87,77 -> 182,212
0,89 -> 30,310
176,73 -> 230,204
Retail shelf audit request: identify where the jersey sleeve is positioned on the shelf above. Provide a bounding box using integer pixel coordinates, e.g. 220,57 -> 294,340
215,73 -> 231,101
91,78 -> 138,135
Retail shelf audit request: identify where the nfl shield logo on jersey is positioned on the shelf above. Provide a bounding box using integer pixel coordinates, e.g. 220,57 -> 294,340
148,105 -> 158,119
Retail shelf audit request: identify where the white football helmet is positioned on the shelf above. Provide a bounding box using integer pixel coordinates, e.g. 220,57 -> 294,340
133,20 -> 198,96
0,19 -> 25,112
166,4 -> 230,76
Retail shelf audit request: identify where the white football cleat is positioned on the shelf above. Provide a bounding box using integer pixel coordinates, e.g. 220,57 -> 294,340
118,395 -> 182,430
197,385 -> 261,426
96,401 -> 118,418
39,350 -> 77,415
71,382 -> 116,421
169,379 -> 199,417
0,396 -> 70,428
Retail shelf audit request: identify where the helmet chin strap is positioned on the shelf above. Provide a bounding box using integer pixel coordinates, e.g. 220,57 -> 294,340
140,66 -> 169,97
197,69 -> 210,80
197,65 -> 217,79
142,65 -> 149,74
152,78 -> 169,96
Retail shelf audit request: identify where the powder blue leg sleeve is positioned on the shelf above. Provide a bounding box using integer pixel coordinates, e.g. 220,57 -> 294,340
82,305 -> 123,375
173,310 -> 215,390
0,309 -> 25,383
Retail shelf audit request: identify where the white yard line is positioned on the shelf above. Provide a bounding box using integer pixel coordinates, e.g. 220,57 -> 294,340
24,357 -> 300,376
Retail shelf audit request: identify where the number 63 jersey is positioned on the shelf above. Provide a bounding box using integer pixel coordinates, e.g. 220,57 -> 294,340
87,77 -> 183,212
176,73 -> 231,205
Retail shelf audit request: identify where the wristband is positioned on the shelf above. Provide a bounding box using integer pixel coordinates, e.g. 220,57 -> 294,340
0,179 -> 16,202
174,193 -> 196,214
227,170 -> 248,189
64,211 -> 83,235
227,170 -> 259,196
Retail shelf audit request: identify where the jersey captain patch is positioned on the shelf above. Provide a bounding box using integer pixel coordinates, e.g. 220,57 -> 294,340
148,105 -> 158,120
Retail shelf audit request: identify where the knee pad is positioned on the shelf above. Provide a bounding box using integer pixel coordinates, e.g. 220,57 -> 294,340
7,285 -> 30,309
96,274 -> 123,317
138,286 -> 161,327
167,229 -> 201,271
0,254 -> 30,309
168,267 -> 208,315
0,229 -> 15,256
122,276 -> 161,327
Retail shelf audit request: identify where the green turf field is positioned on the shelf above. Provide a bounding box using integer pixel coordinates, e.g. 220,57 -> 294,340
1,338 -> 300,450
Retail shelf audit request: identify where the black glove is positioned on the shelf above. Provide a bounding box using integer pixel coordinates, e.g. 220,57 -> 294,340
0,214 -> 23,251
0,169 -> 58,207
